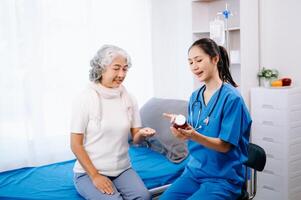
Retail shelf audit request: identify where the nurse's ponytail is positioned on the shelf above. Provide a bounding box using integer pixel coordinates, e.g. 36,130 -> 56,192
218,45 -> 237,87
189,38 -> 238,87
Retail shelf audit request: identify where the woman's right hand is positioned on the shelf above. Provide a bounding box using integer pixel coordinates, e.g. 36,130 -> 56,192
91,174 -> 114,195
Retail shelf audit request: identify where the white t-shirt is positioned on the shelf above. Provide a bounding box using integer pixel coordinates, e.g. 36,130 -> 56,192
71,84 -> 141,176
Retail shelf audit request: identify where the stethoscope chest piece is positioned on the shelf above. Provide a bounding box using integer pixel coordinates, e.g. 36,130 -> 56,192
203,116 -> 209,126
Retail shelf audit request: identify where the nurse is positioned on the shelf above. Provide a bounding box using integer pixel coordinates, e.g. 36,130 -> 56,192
161,38 -> 251,200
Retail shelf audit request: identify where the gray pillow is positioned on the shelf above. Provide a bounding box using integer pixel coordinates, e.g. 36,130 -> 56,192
139,97 -> 189,163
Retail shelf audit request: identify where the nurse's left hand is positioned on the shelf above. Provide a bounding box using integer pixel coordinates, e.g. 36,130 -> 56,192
177,125 -> 195,140
139,127 -> 156,138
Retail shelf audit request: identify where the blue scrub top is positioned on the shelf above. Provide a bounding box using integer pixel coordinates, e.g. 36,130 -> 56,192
186,83 -> 252,191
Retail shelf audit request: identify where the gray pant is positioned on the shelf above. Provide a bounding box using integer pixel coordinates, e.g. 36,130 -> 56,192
74,168 -> 151,200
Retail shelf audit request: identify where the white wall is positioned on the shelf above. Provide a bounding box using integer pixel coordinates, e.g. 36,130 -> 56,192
151,0 -> 193,101
151,0 -> 301,104
88,0 -> 153,106
0,0 -> 153,171
151,0 -> 260,106
259,0 -> 301,86
240,0 -> 260,107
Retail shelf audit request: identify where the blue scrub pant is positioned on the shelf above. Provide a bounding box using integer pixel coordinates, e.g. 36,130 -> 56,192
160,170 -> 240,200
74,168 -> 151,200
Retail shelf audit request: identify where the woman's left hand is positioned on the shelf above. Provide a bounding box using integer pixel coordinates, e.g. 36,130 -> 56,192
138,127 -> 156,138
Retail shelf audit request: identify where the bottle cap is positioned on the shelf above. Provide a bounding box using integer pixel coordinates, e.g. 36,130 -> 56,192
174,114 -> 186,126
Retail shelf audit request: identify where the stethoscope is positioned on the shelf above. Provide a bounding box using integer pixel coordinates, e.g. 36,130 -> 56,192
189,83 -> 224,130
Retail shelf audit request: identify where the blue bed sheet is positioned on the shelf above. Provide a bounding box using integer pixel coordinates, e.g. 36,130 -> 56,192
0,146 -> 188,200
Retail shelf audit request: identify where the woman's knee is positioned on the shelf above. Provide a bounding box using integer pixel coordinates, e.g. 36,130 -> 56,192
136,188 -> 151,200
74,173 -> 122,200
143,189 -> 151,200
128,188 -> 151,200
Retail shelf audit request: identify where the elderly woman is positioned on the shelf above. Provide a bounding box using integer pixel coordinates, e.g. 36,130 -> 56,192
71,45 -> 155,200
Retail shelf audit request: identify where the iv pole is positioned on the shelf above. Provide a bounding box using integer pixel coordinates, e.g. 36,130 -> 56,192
217,3 -> 232,54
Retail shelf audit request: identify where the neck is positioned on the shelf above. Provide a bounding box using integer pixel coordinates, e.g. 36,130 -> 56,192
204,78 -> 223,92
99,81 -> 114,89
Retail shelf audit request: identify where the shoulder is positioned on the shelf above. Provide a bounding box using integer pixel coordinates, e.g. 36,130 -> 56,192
127,91 -> 139,107
222,84 -> 252,125
127,91 -> 136,101
222,84 -> 250,117
222,83 -> 243,103
191,88 -> 200,98
189,86 -> 203,102
121,85 -> 137,104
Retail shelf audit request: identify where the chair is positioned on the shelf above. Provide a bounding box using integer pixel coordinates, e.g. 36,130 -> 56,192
237,143 -> 267,200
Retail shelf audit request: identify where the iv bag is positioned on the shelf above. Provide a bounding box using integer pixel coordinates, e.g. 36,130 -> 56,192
209,18 -> 225,45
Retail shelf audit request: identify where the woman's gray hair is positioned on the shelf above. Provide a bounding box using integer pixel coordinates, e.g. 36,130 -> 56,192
89,45 -> 132,82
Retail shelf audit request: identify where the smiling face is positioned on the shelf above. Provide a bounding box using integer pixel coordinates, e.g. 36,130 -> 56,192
100,55 -> 128,88
188,45 -> 219,83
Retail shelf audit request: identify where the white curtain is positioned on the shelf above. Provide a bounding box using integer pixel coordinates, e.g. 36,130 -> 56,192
0,0 -> 153,172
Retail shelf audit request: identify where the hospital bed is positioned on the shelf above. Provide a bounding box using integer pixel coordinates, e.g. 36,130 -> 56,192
0,146 -> 187,199
0,98 -> 189,199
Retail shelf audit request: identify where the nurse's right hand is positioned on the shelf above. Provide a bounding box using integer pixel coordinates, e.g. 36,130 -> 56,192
163,113 -> 177,123
92,174 -> 114,195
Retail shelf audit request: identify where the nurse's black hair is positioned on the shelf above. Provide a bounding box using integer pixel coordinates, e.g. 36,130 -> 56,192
189,38 -> 238,87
